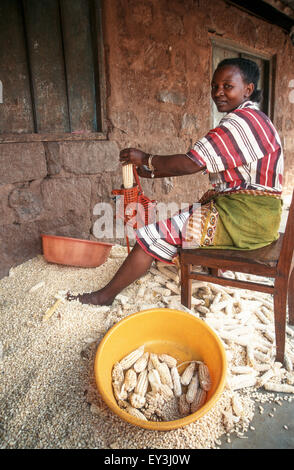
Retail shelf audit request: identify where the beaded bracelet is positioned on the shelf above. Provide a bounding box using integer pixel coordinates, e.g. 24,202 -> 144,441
148,154 -> 155,178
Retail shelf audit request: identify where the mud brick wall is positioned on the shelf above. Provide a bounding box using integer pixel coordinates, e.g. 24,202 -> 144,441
1,0 -> 294,278
103,0 -> 294,201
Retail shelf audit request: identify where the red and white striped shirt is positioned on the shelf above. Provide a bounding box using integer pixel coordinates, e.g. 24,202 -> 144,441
186,101 -> 283,193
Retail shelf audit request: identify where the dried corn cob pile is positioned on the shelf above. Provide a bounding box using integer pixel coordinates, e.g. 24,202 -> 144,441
111,346 -> 212,422
127,261 -> 294,396
1,244 -> 293,449
105,256 -> 294,434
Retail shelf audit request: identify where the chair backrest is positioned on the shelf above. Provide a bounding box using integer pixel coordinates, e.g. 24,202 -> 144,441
277,190 -> 294,277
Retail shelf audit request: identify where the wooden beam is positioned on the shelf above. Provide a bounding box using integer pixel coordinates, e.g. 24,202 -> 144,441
226,0 -> 294,32
188,271 -> 275,294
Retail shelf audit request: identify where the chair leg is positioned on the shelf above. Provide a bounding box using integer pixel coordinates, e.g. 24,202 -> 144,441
288,268 -> 294,326
181,262 -> 192,309
209,268 -> 220,277
273,278 -> 288,363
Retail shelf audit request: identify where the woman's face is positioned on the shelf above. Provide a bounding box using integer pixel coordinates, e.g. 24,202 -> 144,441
211,65 -> 254,113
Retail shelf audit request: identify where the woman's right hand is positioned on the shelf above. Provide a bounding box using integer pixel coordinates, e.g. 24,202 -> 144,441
119,148 -> 148,167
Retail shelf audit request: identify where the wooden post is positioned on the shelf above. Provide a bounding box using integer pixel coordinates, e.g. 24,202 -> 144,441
288,268 -> 294,326
273,277 -> 287,363
180,261 -> 192,309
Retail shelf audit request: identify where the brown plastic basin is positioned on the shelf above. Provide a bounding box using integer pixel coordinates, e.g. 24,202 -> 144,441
41,234 -> 113,268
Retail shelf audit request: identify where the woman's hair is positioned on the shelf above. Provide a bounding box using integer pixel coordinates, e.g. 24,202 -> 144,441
216,57 -> 262,103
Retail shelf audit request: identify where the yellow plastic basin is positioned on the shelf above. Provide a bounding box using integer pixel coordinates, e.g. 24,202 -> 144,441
94,308 -> 227,430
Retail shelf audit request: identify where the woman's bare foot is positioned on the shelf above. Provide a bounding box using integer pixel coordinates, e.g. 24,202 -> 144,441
67,289 -> 114,306
66,243 -> 154,307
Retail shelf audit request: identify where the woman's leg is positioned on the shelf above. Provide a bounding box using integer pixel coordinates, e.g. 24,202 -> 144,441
67,242 -> 154,305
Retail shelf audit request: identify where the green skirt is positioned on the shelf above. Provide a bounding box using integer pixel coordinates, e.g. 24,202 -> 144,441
184,192 -> 282,250
210,193 -> 282,250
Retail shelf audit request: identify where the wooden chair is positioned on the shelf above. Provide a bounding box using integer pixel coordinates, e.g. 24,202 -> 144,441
179,191 -> 294,363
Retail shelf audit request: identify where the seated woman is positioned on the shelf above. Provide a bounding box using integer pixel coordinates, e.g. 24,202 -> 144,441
68,57 -> 283,306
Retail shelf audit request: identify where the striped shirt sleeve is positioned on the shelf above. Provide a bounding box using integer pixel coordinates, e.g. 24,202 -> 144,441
186,108 -> 281,174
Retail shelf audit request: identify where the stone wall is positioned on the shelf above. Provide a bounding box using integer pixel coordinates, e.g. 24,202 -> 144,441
0,140 -> 121,277
0,0 -> 294,278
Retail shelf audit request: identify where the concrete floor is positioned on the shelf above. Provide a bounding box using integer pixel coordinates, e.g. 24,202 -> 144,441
219,390 -> 294,449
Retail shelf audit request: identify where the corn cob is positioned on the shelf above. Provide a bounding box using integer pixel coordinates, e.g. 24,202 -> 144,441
150,353 -> 173,388
256,368 -> 275,388
160,396 -> 180,422
159,383 -> 174,400
253,350 -> 271,363
255,339 -> 272,355
133,352 -> 149,373
135,369 -> 148,397
218,330 -> 251,346
142,407 -> 155,421
286,372 -> 294,385
29,281 -> 45,293
152,274 -> 170,286
145,390 -> 165,407
225,300 -> 234,315
254,363 -> 271,372
152,286 -> 172,297
148,369 -> 162,392
165,282 -> 180,295
210,300 -> 229,314
122,163 -> 134,189
231,394 -> 244,417
126,405 -> 148,421
112,362 -> 124,386
157,362 -> 173,388
157,264 -> 180,283
263,329 -> 275,343
143,392 -> 165,420
286,325 -> 294,337
196,305 -> 210,315
228,373 -> 257,390
147,358 -> 155,371
260,305 -> 273,319
186,373 -> 199,403
230,365 -> 256,375
190,388 -> 207,413
129,392 -> 146,408
284,353 -> 293,373
159,353 -> 177,368
198,363 -> 212,391
123,368 -> 137,392
246,344 -> 255,367
180,362 -> 196,386
210,291 -> 222,308
255,309 -> 270,325
113,383 -> 128,401
119,345 -> 145,370
170,366 -> 182,397
150,353 -> 161,369
263,382 -> 294,393
137,285 -> 146,298
178,394 -> 190,416
117,399 -> 128,409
